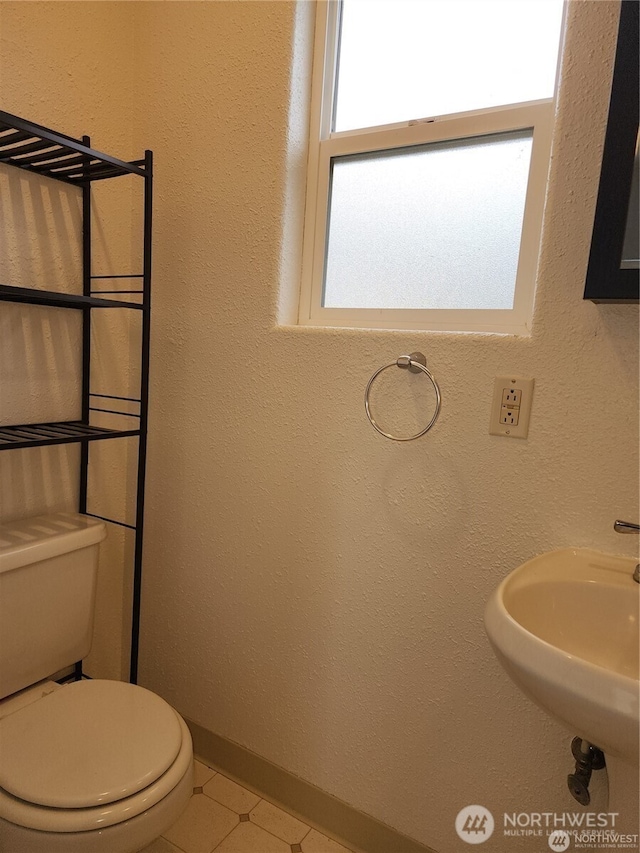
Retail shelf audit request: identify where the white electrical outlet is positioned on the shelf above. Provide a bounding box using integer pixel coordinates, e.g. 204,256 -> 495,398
501,387 -> 522,407
489,376 -> 534,438
500,405 -> 520,426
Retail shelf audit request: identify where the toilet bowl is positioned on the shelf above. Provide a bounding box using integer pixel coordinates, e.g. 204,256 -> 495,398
0,513 -> 194,853
0,679 -> 193,853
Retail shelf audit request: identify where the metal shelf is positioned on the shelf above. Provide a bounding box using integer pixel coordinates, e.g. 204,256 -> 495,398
0,284 -> 145,310
2,110 -> 153,684
0,110 -> 147,185
0,421 -> 141,451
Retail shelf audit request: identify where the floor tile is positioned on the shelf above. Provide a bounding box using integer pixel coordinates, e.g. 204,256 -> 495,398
212,821 -> 292,853
139,837 -> 184,853
194,759 -> 217,788
163,793 -> 238,853
301,828 -> 354,853
203,773 -> 261,814
249,799 -> 311,844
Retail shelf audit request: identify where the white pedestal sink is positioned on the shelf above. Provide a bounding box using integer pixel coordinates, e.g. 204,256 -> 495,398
484,549 -> 639,828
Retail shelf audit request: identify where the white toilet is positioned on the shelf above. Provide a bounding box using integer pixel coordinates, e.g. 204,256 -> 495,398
0,512 -> 193,853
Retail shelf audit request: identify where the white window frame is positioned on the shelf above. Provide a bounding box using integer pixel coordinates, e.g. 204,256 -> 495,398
298,0 -> 562,334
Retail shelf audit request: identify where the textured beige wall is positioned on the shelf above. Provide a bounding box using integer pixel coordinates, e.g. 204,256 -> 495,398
1,2 -> 638,851
134,2 -> 638,850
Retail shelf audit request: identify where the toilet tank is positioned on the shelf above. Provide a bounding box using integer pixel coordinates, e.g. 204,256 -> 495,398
0,513 -> 106,700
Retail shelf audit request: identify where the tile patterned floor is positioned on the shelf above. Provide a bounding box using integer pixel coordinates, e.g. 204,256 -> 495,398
141,760 -> 355,853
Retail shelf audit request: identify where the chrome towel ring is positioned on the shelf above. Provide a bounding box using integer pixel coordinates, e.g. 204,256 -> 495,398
364,352 -> 441,441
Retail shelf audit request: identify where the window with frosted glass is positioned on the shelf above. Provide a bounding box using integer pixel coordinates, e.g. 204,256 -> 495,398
334,0 -> 564,131
323,131 -> 533,310
298,0 -> 565,332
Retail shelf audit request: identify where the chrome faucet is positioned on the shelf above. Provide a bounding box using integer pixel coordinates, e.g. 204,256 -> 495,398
613,520 -> 640,583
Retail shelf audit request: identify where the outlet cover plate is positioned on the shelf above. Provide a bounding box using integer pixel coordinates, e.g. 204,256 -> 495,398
489,376 -> 534,438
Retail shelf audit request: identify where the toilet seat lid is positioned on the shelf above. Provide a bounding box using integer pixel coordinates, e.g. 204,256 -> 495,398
0,680 -> 183,808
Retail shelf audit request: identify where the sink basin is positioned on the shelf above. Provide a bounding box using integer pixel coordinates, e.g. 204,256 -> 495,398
485,548 -> 639,762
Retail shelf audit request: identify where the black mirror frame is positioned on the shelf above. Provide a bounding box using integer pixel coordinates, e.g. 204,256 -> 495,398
584,0 -> 639,303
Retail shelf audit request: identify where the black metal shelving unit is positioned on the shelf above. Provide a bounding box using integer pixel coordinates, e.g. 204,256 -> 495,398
0,110 -> 152,684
